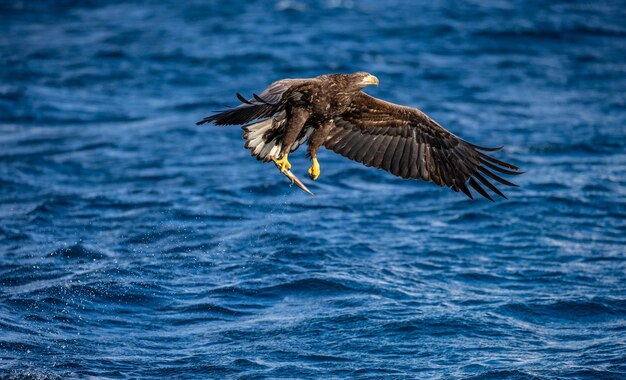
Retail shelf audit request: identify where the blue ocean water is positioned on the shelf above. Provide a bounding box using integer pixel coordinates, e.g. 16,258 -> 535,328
1,0 -> 626,378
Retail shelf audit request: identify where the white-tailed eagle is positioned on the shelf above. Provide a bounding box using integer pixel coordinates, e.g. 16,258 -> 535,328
197,72 -> 521,200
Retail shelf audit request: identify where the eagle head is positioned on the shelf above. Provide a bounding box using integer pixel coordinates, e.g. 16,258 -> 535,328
352,71 -> 379,88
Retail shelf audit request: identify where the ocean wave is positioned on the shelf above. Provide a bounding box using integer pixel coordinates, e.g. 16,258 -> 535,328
496,299 -> 624,322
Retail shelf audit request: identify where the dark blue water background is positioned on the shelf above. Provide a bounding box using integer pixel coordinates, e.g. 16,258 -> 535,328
1,0 -> 626,378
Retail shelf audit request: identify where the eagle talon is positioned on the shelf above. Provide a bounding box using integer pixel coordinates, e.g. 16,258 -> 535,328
272,154 -> 291,173
308,157 -> 320,180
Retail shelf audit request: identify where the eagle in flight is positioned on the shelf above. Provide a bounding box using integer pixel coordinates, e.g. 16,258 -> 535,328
197,72 -> 521,200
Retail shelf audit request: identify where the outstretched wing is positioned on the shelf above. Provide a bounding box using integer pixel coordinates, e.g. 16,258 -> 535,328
325,92 -> 522,200
196,79 -> 307,126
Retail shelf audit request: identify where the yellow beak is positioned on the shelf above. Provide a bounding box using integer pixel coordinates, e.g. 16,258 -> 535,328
362,74 -> 379,86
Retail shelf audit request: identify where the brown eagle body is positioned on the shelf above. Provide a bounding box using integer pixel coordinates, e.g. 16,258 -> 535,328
197,72 -> 522,200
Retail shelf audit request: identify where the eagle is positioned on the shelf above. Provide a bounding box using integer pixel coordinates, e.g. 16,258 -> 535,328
197,72 -> 522,200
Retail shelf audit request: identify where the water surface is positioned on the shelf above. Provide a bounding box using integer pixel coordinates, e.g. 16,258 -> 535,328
1,0 -> 625,378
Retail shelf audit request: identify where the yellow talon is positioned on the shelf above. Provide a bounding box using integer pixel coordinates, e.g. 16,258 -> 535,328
308,157 -> 320,180
272,153 -> 291,173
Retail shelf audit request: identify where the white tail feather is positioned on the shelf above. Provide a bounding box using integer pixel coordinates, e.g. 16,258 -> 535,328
243,118 -> 281,162
259,138 -> 278,160
242,111 -> 312,162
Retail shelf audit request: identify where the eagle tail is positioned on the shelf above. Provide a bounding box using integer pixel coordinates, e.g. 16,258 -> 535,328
242,118 -> 284,162
242,114 -> 314,163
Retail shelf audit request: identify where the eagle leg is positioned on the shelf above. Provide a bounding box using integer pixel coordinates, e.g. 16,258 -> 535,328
306,119 -> 334,181
272,154 -> 291,173
308,157 -> 320,180
271,107 -> 310,175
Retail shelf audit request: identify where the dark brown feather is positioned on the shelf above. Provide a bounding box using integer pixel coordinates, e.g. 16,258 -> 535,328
382,136 -> 400,172
354,134 -> 380,163
392,137 -> 407,176
478,151 -> 519,170
370,135 -> 392,168
468,178 -> 493,201
345,134 -> 367,161
478,166 -> 518,187
474,172 -> 506,199
401,139 -> 415,179
456,179 -> 473,199
479,158 -> 522,176
236,92 -> 252,104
